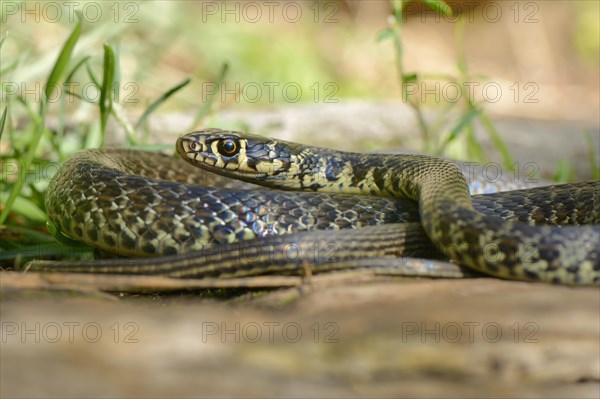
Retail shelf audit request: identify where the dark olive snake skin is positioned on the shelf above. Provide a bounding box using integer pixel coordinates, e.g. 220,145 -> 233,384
28,129 -> 600,285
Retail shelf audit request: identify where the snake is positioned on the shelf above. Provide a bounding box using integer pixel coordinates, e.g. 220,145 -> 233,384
27,128 -> 600,285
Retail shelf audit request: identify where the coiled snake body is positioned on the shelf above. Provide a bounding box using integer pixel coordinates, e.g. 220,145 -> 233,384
30,129 -> 600,285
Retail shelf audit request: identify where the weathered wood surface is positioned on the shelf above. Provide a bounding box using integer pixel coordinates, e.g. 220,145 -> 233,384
2,274 -> 599,398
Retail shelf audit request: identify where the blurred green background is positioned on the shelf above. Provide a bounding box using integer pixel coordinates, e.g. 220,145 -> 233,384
2,0 -> 598,117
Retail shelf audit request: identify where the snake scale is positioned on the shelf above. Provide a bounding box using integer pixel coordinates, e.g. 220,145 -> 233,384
28,129 -> 600,285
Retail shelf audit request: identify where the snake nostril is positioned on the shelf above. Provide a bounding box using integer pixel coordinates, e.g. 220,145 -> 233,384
188,140 -> 202,152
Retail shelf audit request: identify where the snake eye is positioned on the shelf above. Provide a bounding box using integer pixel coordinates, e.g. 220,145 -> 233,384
216,138 -> 239,157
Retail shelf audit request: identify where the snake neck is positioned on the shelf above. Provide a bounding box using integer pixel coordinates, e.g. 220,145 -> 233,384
282,149 -> 472,206
289,149 -> 481,244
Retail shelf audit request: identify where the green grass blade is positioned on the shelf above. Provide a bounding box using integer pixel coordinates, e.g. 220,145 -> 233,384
422,0 -> 453,16
0,102 -> 47,225
1,244 -> 92,263
376,28 -> 395,43
0,106 -> 7,141
478,112 -> 514,169
135,77 -> 191,130
62,90 -> 86,102
190,62 -> 229,129
44,13 -> 82,102
0,31 -> 8,49
46,220 -> 90,248
437,106 -> 481,154
85,62 -> 101,88
99,43 -> 116,144
392,0 -> 403,20
0,225 -> 56,244
402,73 -> 418,84
0,192 -> 46,223
465,125 -> 486,162
553,159 -> 573,183
454,17 -> 468,75
584,130 -> 600,179
110,102 -> 137,145
15,97 -> 42,126
65,55 -> 91,83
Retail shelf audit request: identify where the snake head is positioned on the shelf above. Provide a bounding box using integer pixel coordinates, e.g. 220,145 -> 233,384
177,129 -> 299,185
